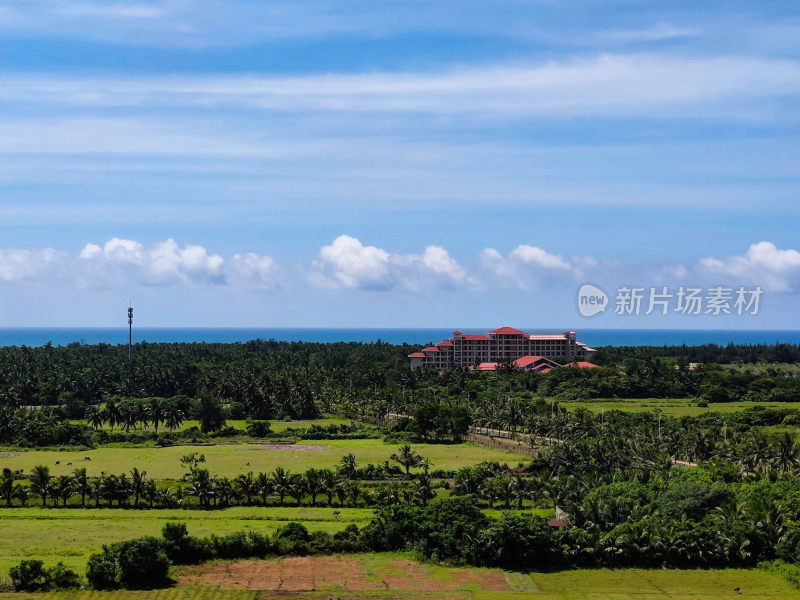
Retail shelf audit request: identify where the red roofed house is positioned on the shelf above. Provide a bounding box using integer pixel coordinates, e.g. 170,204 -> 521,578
565,361 -> 600,369
408,327 -> 595,370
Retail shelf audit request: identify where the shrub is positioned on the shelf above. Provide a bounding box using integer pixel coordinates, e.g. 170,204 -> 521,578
48,562 -> 82,589
245,420 -> 272,437
86,547 -> 120,590
116,537 -> 171,589
9,559 -> 50,591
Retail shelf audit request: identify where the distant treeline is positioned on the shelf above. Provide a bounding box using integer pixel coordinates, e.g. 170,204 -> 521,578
595,342 -> 800,365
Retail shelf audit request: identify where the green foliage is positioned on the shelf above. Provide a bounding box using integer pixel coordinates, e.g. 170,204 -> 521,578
9,559 -> 50,591
244,419 -> 272,437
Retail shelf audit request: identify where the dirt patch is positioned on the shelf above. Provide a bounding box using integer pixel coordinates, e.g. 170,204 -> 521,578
177,556 -> 377,591
175,556 -> 511,593
237,443 -> 329,452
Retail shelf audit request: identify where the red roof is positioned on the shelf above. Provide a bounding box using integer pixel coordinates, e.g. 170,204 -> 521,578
539,367 -> 553,373
452,330 -> 464,335
463,334 -> 491,340
408,352 -> 425,358
488,326 -> 526,335
436,341 -> 453,346
514,355 -> 546,367
548,519 -> 568,528
422,346 -> 439,352
566,361 -> 599,368
474,362 -> 498,371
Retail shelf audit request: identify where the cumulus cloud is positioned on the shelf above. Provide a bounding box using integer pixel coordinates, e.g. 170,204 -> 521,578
311,234 -> 469,291
480,245 -> 597,288
0,248 -> 67,282
698,241 -> 800,292
0,237 -> 279,291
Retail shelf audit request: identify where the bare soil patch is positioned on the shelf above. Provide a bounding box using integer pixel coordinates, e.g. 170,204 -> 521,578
175,556 -> 511,593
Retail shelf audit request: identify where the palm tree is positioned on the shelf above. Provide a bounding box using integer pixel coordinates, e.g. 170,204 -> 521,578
319,469 -> 337,505
85,406 -> 105,431
88,477 -> 104,507
13,484 -> 29,507
130,468 -> 147,507
271,467 -> 291,505
512,473 -> 528,510
302,469 -> 323,506
772,432 -> 800,473
188,469 -> 215,508
0,468 -> 19,507
30,465 -> 51,507
414,473 -> 435,506
52,475 -> 74,507
103,401 -> 121,432
164,403 -> 185,431
236,472 -> 258,505
338,453 -> 357,479
72,468 -> 89,507
256,472 -> 272,505
391,445 -> 422,477
343,480 -> 363,506
147,398 -> 164,434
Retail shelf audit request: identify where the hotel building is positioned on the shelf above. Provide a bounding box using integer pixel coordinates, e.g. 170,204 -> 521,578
408,327 -> 596,370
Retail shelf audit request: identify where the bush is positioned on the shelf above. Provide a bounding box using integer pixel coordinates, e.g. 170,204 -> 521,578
245,419 -> 272,437
9,559 -> 50,591
48,562 -> 82,589
116,537 -> 171,589
86,547 -> 120,590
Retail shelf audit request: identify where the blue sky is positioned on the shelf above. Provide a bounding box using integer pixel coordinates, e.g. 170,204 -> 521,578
2,0 -> 800,329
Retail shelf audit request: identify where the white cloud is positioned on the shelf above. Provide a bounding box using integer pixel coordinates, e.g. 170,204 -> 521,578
0,248 -> 67,282
698,241 -> 800,292
480,244 -> 597,288
2,54 -> 800,118
605,23 -> 697,43
0,237 -> 280,291
311,234 -> 469,291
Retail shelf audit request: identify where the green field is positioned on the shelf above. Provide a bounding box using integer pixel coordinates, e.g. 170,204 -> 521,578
562,398 -> 800,418
0,439 -> 529,480
69,417 -> 357,434
0,507 -> 372,574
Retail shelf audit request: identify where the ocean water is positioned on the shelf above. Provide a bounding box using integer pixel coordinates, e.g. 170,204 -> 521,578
0,328 -> 799,348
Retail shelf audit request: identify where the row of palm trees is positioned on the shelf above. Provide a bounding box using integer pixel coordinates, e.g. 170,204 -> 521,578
85,397 -> 184,433
0,464 -> 438,509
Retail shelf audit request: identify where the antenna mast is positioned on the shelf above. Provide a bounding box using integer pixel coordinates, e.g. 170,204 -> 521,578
127,305 -> 133,360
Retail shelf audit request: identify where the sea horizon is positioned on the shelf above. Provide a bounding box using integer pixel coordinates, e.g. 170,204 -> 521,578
1,327 -> 799,348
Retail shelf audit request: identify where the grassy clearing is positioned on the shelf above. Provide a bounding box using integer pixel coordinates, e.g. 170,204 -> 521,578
68,416 -> 357,434
0,507 -> 372,574
0,439 -> 529,480
561,398 -> 800,418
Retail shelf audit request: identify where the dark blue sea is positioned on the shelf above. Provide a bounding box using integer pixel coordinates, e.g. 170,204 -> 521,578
0,328 -> 799,348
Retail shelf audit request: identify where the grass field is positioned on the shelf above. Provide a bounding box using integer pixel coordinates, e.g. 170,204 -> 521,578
561,398 -> 800,418
69,417 -> 357,434
0,504 -> 555,575
0,507 -> 373,574
0,439 -> 529,480
3,557 -> 797,599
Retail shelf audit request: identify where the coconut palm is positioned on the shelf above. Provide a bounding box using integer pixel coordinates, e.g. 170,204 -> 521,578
303,468 -> 323,506
0,468 -> 19,506
256,472 -> 272,505
147,398 -> 164,434
130,468 -> 147,507
391,445 -> 422,476
72,468 -> 89,507
236,472 -> 258,505
270,467 -> 291,505
30,465 -> 51,507
52,475 -> 75,507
